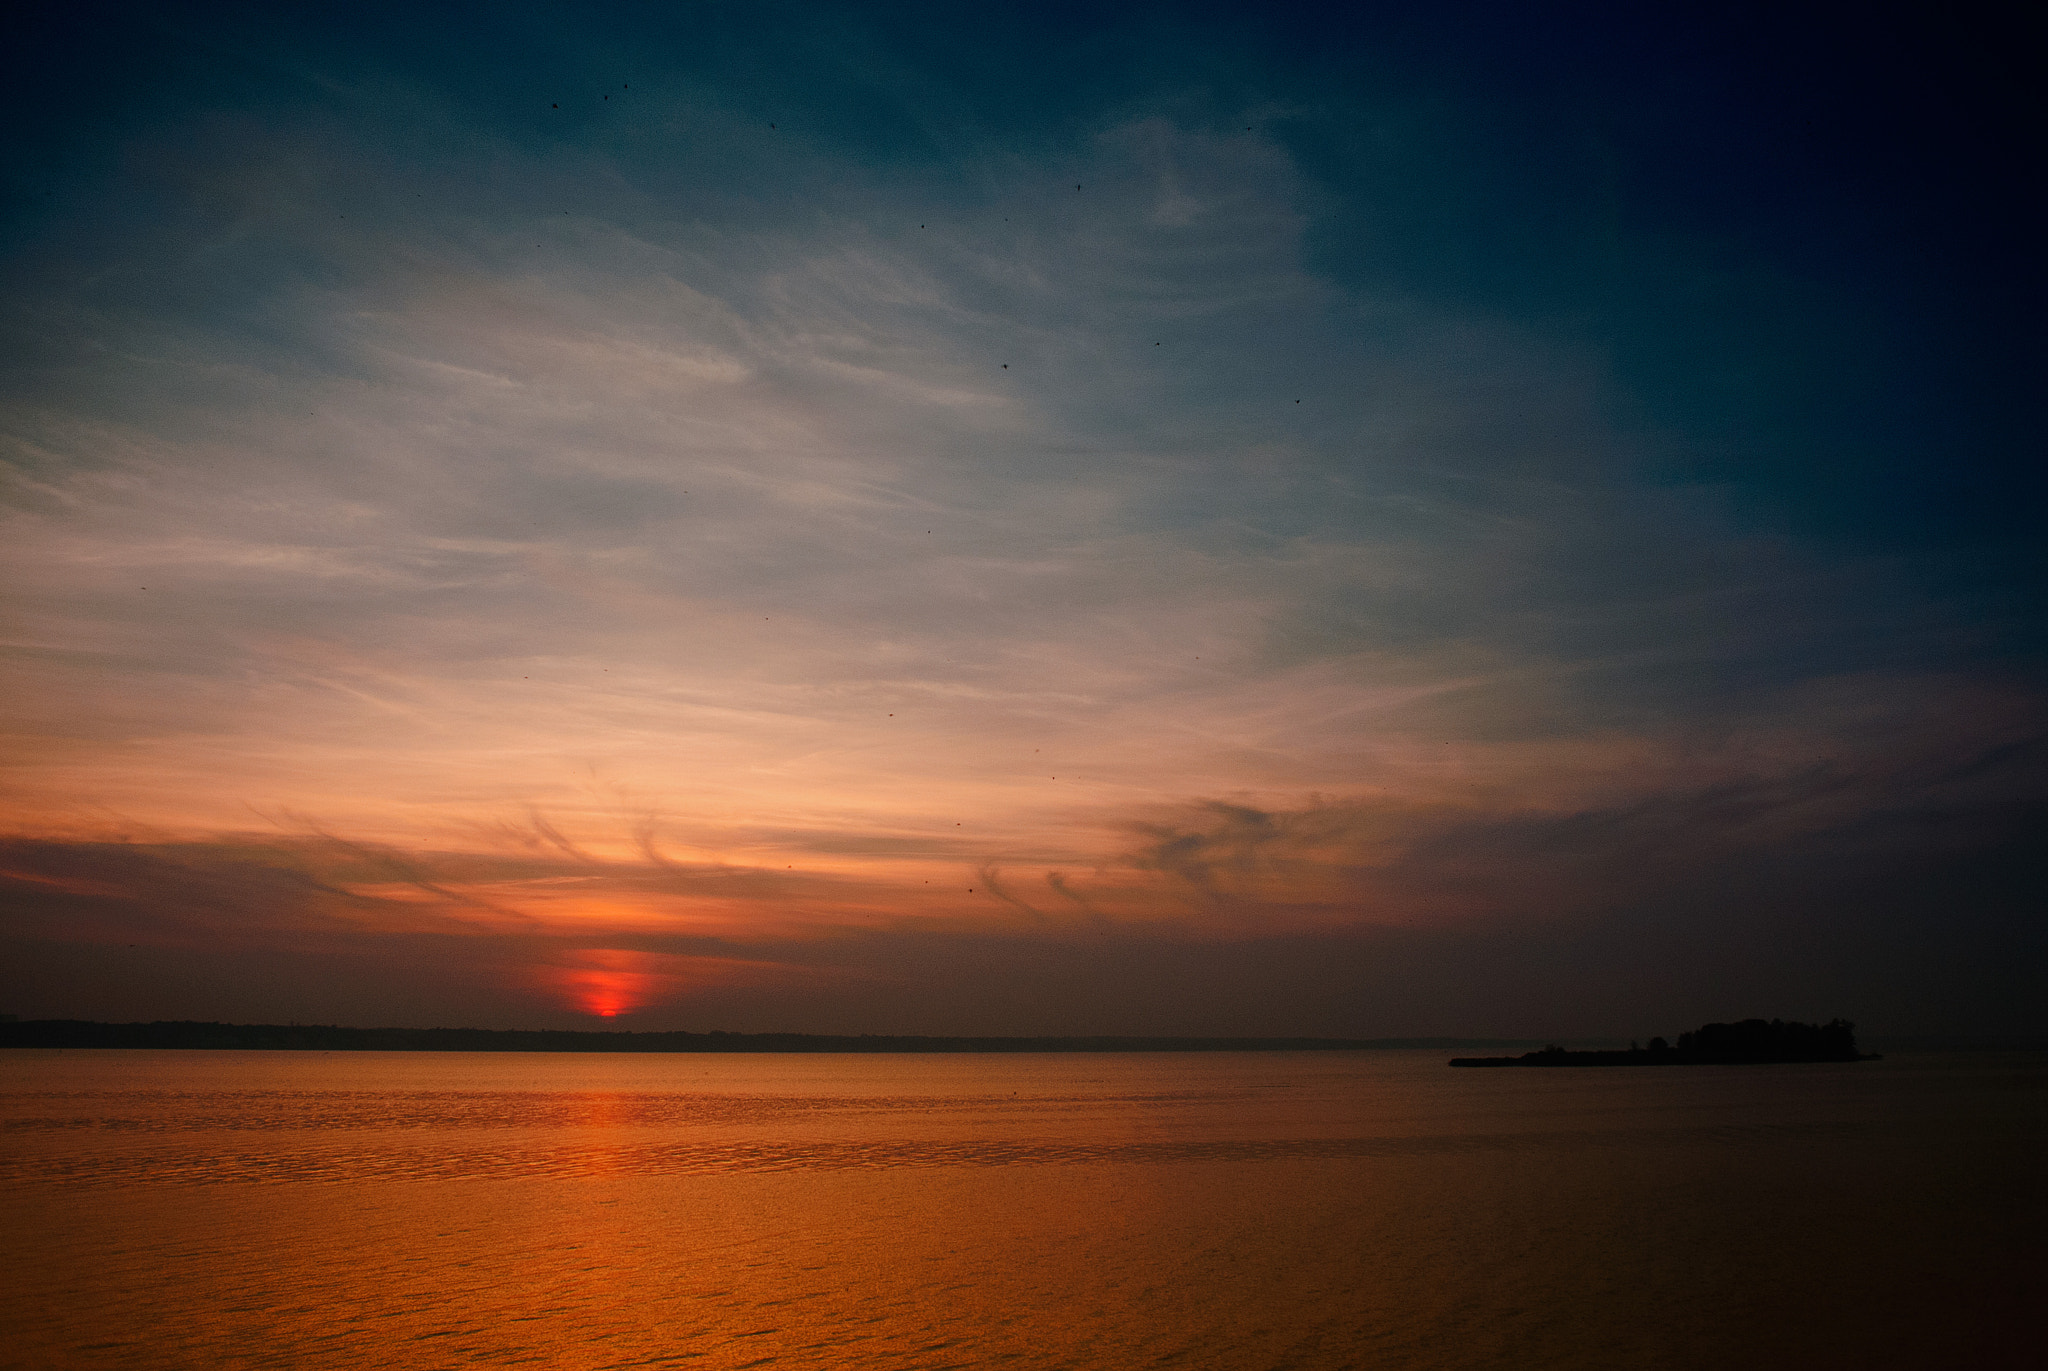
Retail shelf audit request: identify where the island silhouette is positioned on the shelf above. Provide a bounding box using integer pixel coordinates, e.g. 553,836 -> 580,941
1448,1018 -> 1878,1067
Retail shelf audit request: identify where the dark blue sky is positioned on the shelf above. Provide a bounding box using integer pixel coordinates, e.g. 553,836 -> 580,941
12,0 -> 2041,549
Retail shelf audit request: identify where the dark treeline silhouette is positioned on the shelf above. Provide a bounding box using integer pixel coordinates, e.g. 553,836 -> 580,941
0,1020 -> 1534,1054
1449,1018 -> 1877,1067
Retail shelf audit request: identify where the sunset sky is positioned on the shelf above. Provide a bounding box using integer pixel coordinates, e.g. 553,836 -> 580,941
3,2 -> 2041,1036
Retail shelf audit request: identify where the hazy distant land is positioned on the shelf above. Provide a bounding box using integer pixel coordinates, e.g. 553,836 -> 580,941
1450,1019 -> 1878,1067
0,1018 -> 1909,1061
0,1020 -> 1542,1053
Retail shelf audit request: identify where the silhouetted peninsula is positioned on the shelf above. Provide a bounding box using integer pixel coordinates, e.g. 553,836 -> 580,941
1449,1018 -> 1878,1067
0,1020 -> 1532,1054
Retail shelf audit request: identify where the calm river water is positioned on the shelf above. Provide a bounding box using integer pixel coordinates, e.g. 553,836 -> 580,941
2,1049 -> 2041,1369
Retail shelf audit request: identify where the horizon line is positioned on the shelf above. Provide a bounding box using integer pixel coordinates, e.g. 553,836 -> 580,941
1,1019 -> 1552,1052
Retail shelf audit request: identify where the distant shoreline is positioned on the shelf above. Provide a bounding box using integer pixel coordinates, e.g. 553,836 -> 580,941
1448,1049 -> 1881,1067
1451,1018 -> 1880,1067
0,1019 -> 1544,1054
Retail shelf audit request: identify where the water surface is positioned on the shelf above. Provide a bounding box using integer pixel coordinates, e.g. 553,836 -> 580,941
3,1050 -> 2040,1368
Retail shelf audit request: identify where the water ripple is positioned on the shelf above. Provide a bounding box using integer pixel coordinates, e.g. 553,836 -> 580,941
0,1121 -> 1874,1187
0,1089 -> 1236,1132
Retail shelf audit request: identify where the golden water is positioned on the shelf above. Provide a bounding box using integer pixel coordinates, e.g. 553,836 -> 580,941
3,1050 -> 2040,1368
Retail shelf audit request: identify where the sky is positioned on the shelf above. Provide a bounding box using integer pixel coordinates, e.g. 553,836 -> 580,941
2,1 -> 2042,1037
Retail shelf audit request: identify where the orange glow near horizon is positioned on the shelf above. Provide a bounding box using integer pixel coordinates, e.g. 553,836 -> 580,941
545,950 -> 672,1019
528,946 -> 852,1020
